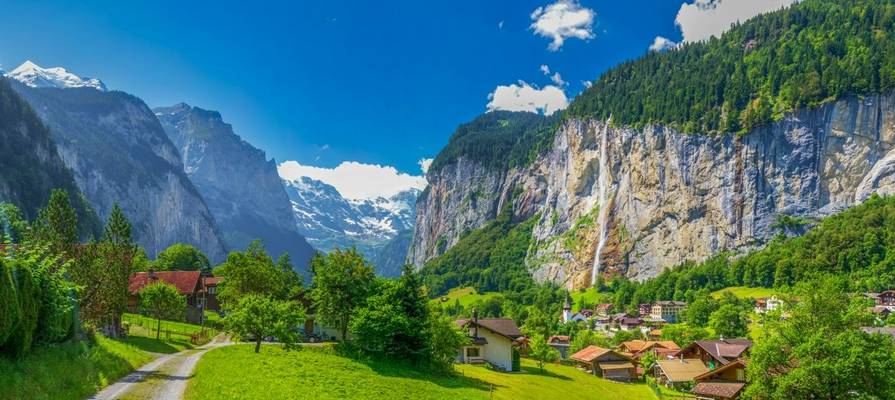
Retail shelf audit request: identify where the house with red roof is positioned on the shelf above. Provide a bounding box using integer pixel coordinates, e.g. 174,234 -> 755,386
128,270 -> 222,323
677,339 -> 752,370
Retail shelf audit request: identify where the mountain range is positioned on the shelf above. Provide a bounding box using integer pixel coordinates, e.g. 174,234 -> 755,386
282,176 -> 419,277
0,60 -> 420,275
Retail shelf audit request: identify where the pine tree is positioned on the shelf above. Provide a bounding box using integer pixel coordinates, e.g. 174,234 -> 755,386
103,204 -> 132,246
32,189 -> 78,258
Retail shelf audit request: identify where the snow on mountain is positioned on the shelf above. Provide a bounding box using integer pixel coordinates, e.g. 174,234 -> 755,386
282,176 -> 420,274
5,60 -> 106,91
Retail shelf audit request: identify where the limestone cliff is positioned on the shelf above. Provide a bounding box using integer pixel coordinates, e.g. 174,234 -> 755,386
154,103 -> 315,270
11,84 -> 228,262
411,93 -> 895,288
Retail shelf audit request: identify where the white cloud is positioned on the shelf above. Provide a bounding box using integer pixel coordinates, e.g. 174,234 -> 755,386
498,20 -> 505,29
581,80 -> 593,89
540,64 -> 567,87
418,158 -> 433,174
675,0 -> 798,43
278,160 -> 427,200
530,0 -> 596,51
649,36 -> 677,52
487,80 -> 569,116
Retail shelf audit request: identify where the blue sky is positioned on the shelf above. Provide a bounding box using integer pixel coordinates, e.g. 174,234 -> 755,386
0,0 -> 794,196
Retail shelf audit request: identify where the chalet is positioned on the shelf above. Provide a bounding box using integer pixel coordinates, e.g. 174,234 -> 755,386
618,340 -> 680,360
455,314 -> 523,372
654,358 -> 710,388
594,303 -> 613,316
202,276 -> 222,312
638,303 -> 652,317
692,359 -> 747,400
650,301 -> 687,323
547,335 -> 571,358
753,296 -> 783,314
879,290 -> 895,306
677,339 -> 752,370
128,270 -> 211,324
570,345 -> 637,382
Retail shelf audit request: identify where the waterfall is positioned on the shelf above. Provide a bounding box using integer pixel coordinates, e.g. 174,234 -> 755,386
591,118 -> 611,286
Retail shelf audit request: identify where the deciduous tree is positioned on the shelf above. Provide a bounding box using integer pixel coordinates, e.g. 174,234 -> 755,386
225,294 -> 305,353
310,248 -> 374,341
139,282 -> 185,339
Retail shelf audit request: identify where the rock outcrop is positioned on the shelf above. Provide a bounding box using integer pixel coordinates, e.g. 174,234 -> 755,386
411,93 -> 895,288
11,84 -> 227,262
154,103 -> 315,270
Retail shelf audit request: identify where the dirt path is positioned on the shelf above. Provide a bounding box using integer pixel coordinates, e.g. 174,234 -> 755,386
89,336 -> 231,400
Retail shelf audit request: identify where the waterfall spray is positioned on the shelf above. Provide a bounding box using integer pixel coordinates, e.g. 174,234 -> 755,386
591,118 -> 611,286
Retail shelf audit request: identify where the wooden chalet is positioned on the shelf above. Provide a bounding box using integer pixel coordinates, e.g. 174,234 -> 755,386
570,345 -> 636,382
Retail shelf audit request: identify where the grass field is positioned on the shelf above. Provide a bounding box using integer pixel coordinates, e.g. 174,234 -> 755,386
711,286 -> 779,299
185,344 -> 658,400
570,287 -> 613,311
0,335 -> 153,400
121,313 -> 215,353
430,287 -> 503,308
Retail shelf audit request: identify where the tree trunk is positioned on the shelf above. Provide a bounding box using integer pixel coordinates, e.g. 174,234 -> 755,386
156,317 -> 161,339
255,337 -> 261,353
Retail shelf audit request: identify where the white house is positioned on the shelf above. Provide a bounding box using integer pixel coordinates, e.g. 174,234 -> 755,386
455,315 -> 523,372
754,296 -> 783,314
562,295 -> 587,323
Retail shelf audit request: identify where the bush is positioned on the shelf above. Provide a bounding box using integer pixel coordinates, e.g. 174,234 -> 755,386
2,261 -> 40,358
0,259 -> 20,347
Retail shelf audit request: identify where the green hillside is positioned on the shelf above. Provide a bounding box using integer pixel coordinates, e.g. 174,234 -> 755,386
569,0 -> 895,134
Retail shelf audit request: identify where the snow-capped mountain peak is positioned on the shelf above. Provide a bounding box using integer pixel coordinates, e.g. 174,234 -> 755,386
5,60 -> 107,91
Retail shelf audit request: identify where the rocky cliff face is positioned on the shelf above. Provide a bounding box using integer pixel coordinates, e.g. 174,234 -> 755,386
154,103 -> 315,270
0,77 -> 99,235
10,84 -> 227,262
411,92 -> 895,288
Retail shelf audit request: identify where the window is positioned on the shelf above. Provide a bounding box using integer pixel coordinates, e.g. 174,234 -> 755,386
466,347 -> 480,358
208,286 -> 216,294
736,368 -> 745,381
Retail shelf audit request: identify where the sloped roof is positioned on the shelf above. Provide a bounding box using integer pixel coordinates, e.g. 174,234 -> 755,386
571,346 -> 612,363
455,318 -> 522,339
694,359 -> 747,382
548,335 -> 571,345
129,271 -> 201,295
684,339 -> 752,365
693,382 -> 746,399
622,340 -> 681,353
655,359 -> 710,383
203,276 -> 222,286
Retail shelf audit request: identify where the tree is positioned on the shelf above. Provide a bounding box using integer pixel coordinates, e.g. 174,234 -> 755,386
0,203 -> 27,245
569,329 -> 612,354
685,294 -> 719,327
69,207 -> 137,337
215,241 -> 289,308
350,266 -> 431,361
708,304 -> 749,339
639,351 -> 658,373
660,323 -> 712,346
745,275 -> 895,399
310,248 -> 374,341
103,204 -> 131,245
139,282 -> 185,339
277,253 -> 303,297
154,243 -> 210,272
225,294 -> 306,353
529,336 -> 560,371
31,189 -> 78,258
427,308 -> 467,371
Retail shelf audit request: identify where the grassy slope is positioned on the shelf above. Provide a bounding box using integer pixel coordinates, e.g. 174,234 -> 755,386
430,287 -> 502,308
186,345 -> 656,400
711,286 -> 779,300
0,335 -> 153,400
121,313 -> 215,353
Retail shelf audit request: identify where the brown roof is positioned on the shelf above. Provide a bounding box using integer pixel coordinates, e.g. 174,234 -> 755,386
622,340 -> 680,353
598,360 -> 635,370
693,381 -> 746,399
203,276 -> 222,286
455,318 -> 522,339
129,271 -> 201,295
570,346 -> 612,363
548,335 -> 571,345
694,360 -> 747,382
654,300 -> 687,306
684,339 -> 752,365
655,359 -> 710,383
